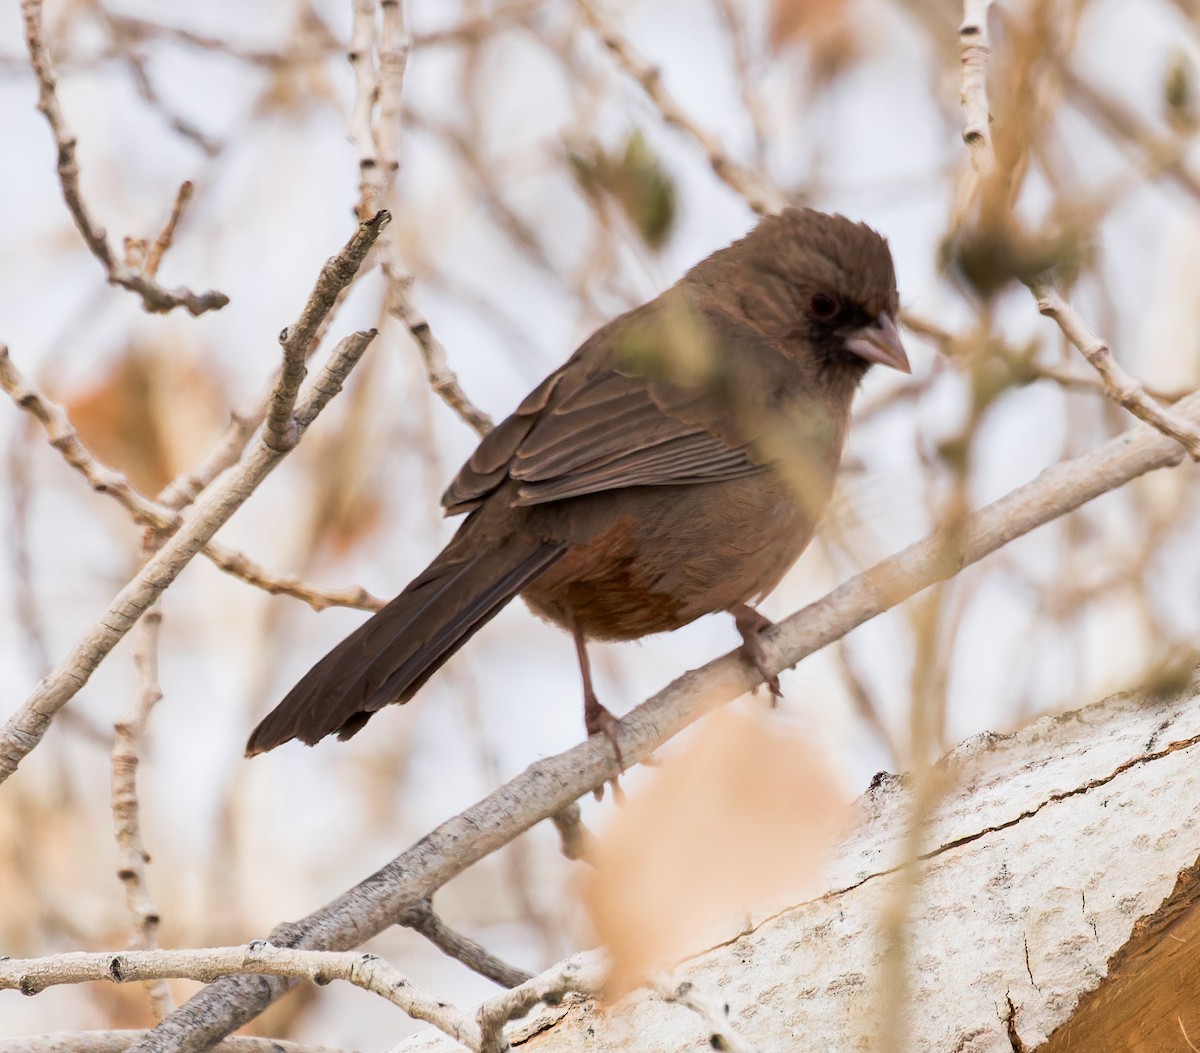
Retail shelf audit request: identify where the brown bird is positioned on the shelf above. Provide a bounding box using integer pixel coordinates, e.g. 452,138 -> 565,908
246,208 -> 909,758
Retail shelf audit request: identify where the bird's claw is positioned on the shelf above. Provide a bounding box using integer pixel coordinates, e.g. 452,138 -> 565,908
585,695 -> 625,800
732,603 -> 783,705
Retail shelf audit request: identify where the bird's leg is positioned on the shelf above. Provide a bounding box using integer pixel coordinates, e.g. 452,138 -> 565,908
731,603 -> 782,701
567,612 -> 623,767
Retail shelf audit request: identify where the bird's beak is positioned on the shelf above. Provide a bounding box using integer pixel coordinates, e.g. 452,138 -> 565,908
844,312 -> 911,374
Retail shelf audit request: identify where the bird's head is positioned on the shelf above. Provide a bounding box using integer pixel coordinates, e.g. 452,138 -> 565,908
689,208 -> 910,384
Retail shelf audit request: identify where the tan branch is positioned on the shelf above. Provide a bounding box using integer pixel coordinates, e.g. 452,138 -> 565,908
111,588 -> 173,1020
0,944 -> 480,1051
398,901 -> 532,990
1032,285 -> 1200,459
573,0 -> 784,215
476,952 -> 606,1053
958,0 -> 997,177
20,0 -> 228,316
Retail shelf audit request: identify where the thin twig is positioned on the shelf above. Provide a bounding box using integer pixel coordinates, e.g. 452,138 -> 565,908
20,0 -> 229,315
0,348 -> 385,613
1032,285 -> 1200,459
399,901 -> 533,990
0,213 -> 388,784
573,0 -> 784,215
110,584 -> 173,1020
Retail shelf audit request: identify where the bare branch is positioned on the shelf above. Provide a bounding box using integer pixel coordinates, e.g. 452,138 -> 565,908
0,347 -> 385,613
0,944 -> 480,1051
346,0 -> 494,438
1033,285 -> 1200,459
111,591 -> 173,1020
20,0 -> 229,316
384,275 -> 494,437
399,901 -> 533,990
573,0 -> 785,215
265,213 -> 388,451
0,215 -> 386,782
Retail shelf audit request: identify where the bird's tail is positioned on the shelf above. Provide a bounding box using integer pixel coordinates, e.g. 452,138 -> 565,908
245,539 -> 565,755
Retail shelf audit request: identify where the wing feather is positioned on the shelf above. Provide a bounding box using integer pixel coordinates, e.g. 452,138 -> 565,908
441,294 -> 766,513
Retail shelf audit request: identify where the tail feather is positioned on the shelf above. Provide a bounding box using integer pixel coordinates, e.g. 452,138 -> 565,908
246,542 -> 565,755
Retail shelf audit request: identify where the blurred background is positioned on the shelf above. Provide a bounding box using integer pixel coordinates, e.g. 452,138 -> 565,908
3,0 -> 1200,1045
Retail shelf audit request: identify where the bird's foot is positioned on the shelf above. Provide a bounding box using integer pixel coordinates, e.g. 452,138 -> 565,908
732,603 -> 782,702
585,693 -> 625,800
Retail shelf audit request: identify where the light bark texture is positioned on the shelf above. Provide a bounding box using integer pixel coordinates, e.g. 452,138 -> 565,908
393,676 -> 1200,1051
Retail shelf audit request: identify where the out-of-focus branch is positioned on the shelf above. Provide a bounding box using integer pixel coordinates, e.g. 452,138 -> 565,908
573,0 -> 785,216
0,348 -> 385,613
348,0 -> 494,438
0,944 -> 480,1050
0,211 -> 388,785
1033,286 -> 1200,459
1063,67 -> 1200,205
959,0 -> 998,177
120,390 -> 1200,1052
20,0 -> 229,315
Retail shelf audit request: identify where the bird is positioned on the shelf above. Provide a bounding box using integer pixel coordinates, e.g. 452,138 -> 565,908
246,208 -> 909,760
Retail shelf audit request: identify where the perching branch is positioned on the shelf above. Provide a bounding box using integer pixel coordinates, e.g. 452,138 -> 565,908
119,390 -> 1200,1052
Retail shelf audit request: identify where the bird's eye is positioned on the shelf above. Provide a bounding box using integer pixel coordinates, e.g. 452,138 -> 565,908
808,293 -> 840,320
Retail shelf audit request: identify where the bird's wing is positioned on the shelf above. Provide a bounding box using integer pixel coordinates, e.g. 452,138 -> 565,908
442,296 -> 767,513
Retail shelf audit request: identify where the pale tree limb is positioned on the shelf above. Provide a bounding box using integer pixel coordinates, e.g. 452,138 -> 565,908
0,944 -> 481,1051
117,390 -> 1200,1053
959,0 -> 998,176
20,0 -> 228,316
572,0 -> 785,216
0,210 -> 388,785
110,586 -> 173,1020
